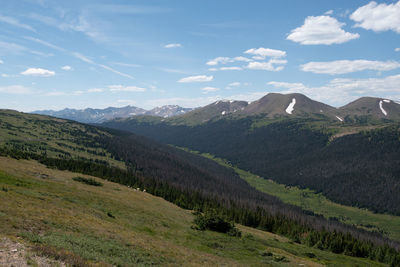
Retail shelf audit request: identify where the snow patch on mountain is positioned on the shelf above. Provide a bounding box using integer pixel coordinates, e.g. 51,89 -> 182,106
379,100 -> 387,116
336,116 -> 343,122
285,98 -> 296,114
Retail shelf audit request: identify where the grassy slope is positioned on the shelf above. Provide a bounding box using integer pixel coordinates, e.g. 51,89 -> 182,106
180,149 -> 400,242
0,157 -> 385,267
0,109 -> 124,169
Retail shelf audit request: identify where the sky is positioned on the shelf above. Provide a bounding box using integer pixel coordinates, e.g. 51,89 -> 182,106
0,0 -> 400,112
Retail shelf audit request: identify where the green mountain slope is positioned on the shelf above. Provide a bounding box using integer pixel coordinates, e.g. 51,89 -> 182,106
101,106 -> 400,216
1,157 -> 349,266
2,109 -> 400,265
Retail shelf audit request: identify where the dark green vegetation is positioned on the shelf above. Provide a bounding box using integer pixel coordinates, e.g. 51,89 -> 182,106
180,148 -> 400,242
72,176 -> 103,186
193,210 -> 242,237
103,109 -> 400,216
1,157 -> 390,267
1,109 -> 400,265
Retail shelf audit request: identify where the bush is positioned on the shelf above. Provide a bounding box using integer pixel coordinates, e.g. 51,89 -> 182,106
72,177 -> 103,186
192,210 -> 241,237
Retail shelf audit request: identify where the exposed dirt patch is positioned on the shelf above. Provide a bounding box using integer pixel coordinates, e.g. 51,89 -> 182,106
0,237 -> 65,267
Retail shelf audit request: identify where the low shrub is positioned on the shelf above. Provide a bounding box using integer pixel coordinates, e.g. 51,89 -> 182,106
192,210 -> 241,237
72,177 -> 103,186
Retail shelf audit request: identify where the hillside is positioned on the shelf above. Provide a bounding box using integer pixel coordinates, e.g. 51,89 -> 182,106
2,157 -> 390,266
101,94 -> 400,217
2,109 -> 400,265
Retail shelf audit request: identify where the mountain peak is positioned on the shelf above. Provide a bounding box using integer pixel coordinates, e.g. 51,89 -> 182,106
240,92 -> 335,118
339,96 -> 400,120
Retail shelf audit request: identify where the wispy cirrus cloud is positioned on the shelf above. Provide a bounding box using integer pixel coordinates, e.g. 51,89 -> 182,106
301,60 -> 400,74
71,52 -> 135,79
287,15 -> 359,45
164,43 -> 182,48
178,75 -> 213,83
351,1 -> 400,33
24,36 -> 135,79
109,85 -> 146,92
0,15 -> 35,31
201,86 -> 219,93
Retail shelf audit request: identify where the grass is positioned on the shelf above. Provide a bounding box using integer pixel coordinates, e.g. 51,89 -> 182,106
178,147 -> 400,242
0,156 -> 386,266
0,109 -> 125,169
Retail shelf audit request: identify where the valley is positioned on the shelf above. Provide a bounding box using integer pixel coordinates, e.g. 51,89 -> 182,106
1,107 -> 400,265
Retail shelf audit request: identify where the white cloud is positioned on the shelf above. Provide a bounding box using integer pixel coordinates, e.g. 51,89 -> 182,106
396,48 -> 400,52
61,65 -> 72,71
109,85 -> 146,92
228,82 -> 240,87
209,66 -> 242,71
21,68 -> 55,77
325,10 -> 334,15
244,47 -> 286,59
0,15 -> 35,31
246,59 -> 287,71
206,56 -> 251,66
287,15 -> 359,45
178,75 -> 213,83
0,85 -> 32,94
0,59 -> 3,64
268,74 -> 400,106
87,88 -> 104,93
220,66 -> 242,71
201,86 -> 219,93
164,43 -> 183,48
350,1 -> 400,33
301,60 -> 400,74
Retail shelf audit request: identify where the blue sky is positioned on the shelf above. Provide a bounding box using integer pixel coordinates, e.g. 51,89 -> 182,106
0,0 -> 400,111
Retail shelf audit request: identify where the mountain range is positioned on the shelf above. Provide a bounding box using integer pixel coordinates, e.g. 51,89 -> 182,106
167,93 -> 400,125
2,94 -> 400,265
32,93 -> 400,125
102,92 -> 400,217
33,105 -> 193,123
